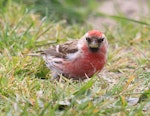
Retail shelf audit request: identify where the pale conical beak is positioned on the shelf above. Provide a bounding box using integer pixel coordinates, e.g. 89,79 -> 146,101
89,41 -> 99,48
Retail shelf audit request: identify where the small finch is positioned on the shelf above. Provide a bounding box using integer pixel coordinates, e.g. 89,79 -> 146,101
37,30 -> 108,80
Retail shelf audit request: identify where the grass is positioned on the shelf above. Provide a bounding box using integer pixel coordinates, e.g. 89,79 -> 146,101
0,0 -> 150,116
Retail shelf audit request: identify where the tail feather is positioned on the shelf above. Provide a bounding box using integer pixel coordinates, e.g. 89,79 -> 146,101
28,50 -> 45,57
28,53 -> 41,57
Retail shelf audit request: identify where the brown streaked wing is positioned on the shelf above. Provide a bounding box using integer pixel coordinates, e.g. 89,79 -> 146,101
39,40 -> 78,58
40,46 -> 66,58
58,40 -> 78,55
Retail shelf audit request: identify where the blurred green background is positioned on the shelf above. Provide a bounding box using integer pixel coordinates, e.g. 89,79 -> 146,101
10,0 -> 97,23
0,0 -> 150,115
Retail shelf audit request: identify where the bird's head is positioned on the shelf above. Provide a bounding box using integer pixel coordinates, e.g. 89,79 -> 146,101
83,30 -> 106,52
78,30 -> 108,53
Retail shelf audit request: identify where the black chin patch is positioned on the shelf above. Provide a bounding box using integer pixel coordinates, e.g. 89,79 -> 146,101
89,47 -> 99,52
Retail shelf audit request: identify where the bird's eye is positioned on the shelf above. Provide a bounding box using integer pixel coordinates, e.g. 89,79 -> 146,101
86,37 -> 91,42
98,38 -> 104,43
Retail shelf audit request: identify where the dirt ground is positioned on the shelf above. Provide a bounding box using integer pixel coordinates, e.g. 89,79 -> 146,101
88,0 -> 149,31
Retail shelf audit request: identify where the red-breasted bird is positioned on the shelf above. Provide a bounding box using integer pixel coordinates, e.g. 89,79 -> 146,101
34,30 -> 108,80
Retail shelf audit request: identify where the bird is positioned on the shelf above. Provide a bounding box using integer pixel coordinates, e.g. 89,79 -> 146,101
34,30 -> 108,80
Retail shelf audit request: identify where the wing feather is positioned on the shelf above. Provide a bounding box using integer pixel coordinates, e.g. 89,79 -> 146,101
57,40 -> 78,55
41,40 -> 79,58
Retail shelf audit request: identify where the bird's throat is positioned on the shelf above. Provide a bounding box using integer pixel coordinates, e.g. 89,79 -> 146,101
89,47 -> 99,52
